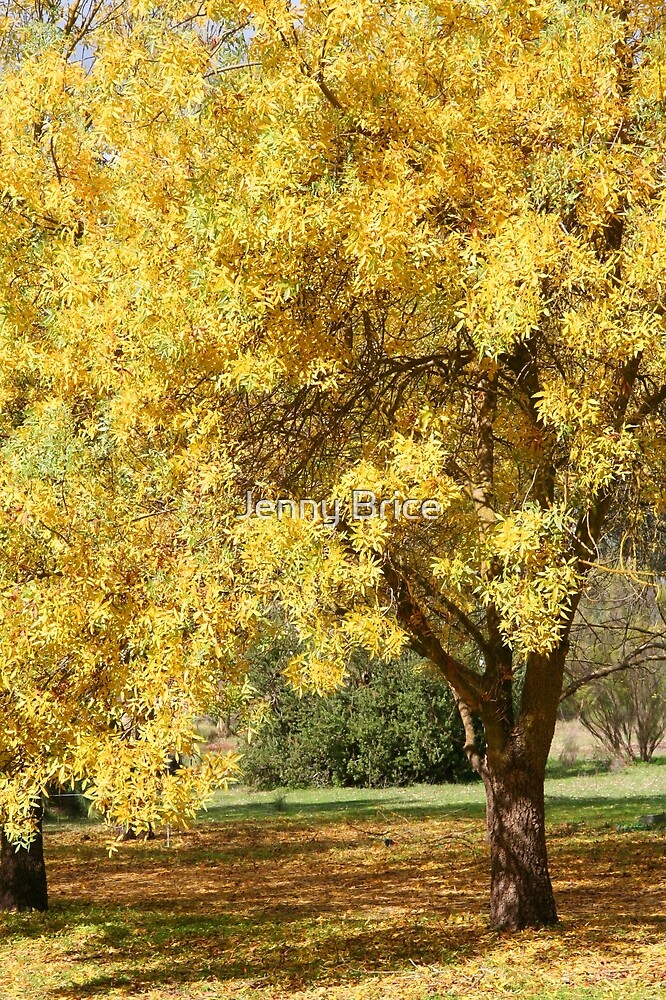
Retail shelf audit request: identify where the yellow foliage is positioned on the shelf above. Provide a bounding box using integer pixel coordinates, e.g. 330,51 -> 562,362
0,0 -> 665,836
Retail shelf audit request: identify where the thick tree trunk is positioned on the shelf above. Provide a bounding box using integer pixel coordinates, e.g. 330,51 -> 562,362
0,805 -> 48,912
483,761 -> 556,930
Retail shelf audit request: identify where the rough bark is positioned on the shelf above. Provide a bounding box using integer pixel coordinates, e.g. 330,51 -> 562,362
483,760 -> 557,930
451,642 -> 567,931
0,804 -> 48,912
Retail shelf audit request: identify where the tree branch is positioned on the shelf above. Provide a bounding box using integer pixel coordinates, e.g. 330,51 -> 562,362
383,560 -> 484,713
454,694 -> 486,776
626,384 -> 666,427
560,642 -> 666,702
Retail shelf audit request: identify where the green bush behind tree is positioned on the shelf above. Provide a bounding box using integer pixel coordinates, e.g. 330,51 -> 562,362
242,651 -> 477,789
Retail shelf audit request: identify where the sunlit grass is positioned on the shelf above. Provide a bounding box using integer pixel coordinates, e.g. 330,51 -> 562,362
201,756 -> 666,827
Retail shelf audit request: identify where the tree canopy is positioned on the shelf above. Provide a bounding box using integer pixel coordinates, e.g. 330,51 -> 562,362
0,0 -> 247,846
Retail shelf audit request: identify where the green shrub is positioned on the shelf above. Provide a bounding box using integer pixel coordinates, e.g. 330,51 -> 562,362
242,651 -> 477,789
43,782 -> 90,820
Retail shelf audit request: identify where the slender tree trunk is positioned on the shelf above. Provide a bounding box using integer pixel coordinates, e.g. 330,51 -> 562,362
0,804 -> 48,913
483,759 -> 557,930
121,824 -> 155,841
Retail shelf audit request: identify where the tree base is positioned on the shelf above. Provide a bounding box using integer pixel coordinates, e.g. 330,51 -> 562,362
0,807 -> 48,913
485,765 -> 558,931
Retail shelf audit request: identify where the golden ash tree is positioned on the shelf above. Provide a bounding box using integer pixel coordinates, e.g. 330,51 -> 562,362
0,1 -> 247,911
1,0 -> 666,932
189,0 -> 666,931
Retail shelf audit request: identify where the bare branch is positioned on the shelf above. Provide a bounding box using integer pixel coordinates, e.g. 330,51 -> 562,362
560,642 -> 666,702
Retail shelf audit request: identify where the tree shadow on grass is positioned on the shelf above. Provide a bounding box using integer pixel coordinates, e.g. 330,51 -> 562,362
5,830 -> 493,995
545,758 -> 612,780
39,906 -> 491,997
544,791 -> 666,826
2,813 -> 664,998
200,793 -> 486,826
200,790 -> 666,836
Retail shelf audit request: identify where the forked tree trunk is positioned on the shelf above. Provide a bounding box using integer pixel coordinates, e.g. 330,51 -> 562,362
483,760 -> 557,930
0,804 -> 48,912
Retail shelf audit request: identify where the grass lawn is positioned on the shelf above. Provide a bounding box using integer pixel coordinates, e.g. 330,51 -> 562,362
0,760 -> 664,1000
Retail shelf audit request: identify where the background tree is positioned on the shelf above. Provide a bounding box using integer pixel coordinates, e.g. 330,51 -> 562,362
563,573 -> 666,762
579,662 -> 666,762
